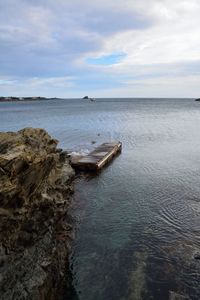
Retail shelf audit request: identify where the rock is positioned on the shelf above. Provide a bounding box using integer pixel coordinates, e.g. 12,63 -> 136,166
169,291 -> 190,300
0,128 -> 75,300
193,252 -> 200,260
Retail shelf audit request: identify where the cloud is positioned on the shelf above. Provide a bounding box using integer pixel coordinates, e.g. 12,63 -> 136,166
120,74 -> 200,98
0,0 -> 200,97
0,76 -> 76,97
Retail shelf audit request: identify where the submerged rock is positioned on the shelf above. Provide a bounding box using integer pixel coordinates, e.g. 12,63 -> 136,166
169,291 -> 190,300
128,251 -> 148,300
0,128 -> 75,300
193,252 -> 200,260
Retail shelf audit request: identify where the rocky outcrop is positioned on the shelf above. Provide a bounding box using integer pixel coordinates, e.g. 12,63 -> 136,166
0,128 -> 75,300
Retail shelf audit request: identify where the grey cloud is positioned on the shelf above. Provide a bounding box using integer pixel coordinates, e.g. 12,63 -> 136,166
0,0 -> 106,77
0,0 -> 160,97
78,10 -> 151,35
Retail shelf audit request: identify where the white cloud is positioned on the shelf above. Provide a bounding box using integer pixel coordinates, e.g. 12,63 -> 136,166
90,74 -> 200,98
0,76 -> 76,97
95,0 -> 200,66
0,0 -> 200,96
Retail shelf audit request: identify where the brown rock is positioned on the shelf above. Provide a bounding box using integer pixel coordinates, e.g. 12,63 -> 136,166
0,128 -> 75,300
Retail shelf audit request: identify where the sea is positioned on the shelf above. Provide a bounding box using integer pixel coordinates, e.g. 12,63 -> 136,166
1,98 -> 200,300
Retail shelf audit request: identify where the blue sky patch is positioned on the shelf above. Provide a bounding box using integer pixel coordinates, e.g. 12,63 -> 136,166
0,79 -> 13,85
86,52 -> 126,66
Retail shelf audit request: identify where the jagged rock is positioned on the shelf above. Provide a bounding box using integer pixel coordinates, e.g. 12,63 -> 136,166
0,128 -> 75,300
169,291 -> 190,300
194,252 -> 200,260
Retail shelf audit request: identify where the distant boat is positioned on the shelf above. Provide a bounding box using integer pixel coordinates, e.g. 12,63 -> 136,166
82,96 -> 95,101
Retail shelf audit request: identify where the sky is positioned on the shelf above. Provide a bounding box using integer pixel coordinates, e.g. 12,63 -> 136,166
0,0 -> 200,98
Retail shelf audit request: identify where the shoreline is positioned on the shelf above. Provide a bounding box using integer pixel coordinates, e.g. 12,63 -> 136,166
0,128 -> 76,299
0,97 -> 59,102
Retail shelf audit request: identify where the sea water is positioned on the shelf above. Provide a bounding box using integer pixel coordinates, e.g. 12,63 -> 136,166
1,98 -> 200,299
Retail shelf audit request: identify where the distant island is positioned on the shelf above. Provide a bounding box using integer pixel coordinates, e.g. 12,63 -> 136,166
82,96 -> 95,101
0,96 -> 58,102
195,98 -> 200,101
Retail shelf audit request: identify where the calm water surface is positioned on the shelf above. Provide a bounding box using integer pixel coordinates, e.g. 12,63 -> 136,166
1,98 -> 200,299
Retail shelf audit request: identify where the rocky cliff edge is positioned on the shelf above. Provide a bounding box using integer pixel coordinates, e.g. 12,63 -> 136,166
0,128 -> 75,300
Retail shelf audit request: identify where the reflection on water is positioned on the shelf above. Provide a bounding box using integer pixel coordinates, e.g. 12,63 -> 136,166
1,98 -> 200,299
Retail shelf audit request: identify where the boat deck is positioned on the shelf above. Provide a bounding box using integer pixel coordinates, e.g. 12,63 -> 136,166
72,142 -> 122,171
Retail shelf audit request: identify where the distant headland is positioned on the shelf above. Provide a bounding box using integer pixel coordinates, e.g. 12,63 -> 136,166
0,96 -> 58,102
82,96 -> 95,101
